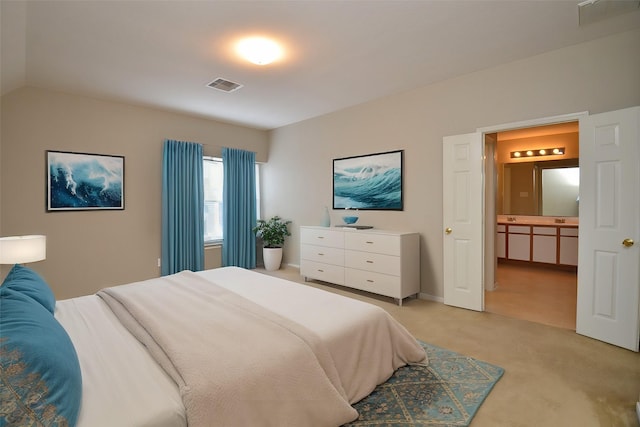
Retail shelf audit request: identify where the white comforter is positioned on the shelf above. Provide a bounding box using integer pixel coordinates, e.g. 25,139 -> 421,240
98,270 -> 359,426
65,266 -> 425,427
197,267 -> 427,403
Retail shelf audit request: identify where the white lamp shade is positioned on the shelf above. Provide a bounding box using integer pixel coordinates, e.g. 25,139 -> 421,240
0,235 -> 47,264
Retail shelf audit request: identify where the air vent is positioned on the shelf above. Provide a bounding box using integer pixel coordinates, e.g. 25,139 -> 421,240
207,78 -> 243,93
578,0 -> 640,26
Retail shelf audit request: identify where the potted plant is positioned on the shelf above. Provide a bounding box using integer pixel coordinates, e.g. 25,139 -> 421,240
252,216 -> 292,271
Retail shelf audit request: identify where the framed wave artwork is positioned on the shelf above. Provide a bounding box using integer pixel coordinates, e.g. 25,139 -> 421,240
46,150 -> 125,211
333,150 -> 403,210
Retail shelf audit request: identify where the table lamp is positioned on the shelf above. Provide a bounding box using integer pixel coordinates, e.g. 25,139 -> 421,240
0,235 -> 47,265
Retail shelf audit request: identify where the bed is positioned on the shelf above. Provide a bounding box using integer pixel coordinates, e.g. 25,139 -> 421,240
1,265 -> 426,427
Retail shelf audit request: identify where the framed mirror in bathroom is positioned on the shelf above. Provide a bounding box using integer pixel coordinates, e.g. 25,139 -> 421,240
498,158 -> 579,217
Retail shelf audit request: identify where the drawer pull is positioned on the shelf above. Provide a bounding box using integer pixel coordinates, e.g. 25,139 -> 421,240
317,269 -> 324,273
366,260 -> 374,263
317,236 -> 325,239
318,253 -> 324,256
366,241 -> 374,244
366,279 -> 374,283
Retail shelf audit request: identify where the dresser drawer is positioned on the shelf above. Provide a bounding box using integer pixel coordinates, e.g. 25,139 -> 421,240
300,227 -> 344,248
345,232 -> 400,255
345,251 -> 400,276
301,244 -> 344,266
300,260 -> 345,285
345,268 -> 401,298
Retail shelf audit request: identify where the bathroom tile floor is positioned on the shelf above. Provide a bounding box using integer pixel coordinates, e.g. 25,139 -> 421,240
486,262 -> 577,330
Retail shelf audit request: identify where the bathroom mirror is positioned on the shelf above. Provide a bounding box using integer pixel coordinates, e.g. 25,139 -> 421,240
498,158 -> 579,217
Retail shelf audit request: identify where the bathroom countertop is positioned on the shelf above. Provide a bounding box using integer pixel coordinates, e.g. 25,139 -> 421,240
498,221 -> 578,227
496,215 -> 578,227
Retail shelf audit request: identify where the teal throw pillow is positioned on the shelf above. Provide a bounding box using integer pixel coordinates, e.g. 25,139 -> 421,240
0,287 -> 82,427
1,264 -> 56,313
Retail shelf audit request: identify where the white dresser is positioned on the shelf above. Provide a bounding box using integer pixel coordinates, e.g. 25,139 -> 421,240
300,226 -> 420,305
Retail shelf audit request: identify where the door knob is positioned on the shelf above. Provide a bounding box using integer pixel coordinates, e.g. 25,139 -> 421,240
622,238 -> 634,247
445,227 -> 452,235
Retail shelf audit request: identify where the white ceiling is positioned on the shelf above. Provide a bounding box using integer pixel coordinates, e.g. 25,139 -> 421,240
2,1 -> 639,130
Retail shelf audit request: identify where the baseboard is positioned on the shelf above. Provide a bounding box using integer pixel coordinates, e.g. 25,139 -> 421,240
418,292 -> 444,303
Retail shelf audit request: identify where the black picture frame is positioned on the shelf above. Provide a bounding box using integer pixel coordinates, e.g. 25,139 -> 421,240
333,149 -> 403,210
46,150 -> 125,211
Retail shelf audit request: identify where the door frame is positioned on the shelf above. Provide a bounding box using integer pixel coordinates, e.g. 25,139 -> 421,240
477,111 -> 588,296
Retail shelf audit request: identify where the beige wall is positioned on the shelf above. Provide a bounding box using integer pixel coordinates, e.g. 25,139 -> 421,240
1,87 -> 268,299
265,28 -> 640,299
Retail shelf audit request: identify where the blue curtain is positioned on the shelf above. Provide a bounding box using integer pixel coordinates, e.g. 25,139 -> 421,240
222,147 -> 256,268
161,140 -> 204,275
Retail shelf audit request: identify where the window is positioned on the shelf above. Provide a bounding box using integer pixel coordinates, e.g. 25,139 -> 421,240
203,157 -> 260,244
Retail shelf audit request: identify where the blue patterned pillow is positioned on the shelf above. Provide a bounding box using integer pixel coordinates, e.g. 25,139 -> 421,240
1,264 -> 56,313
0,287 -> 82,427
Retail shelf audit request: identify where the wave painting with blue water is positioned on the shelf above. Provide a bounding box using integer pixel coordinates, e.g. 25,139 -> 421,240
333,151 -> 402,210
48,151 -> 124,210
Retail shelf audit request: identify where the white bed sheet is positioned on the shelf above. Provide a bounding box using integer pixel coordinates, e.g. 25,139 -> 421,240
55,295 -> 186,427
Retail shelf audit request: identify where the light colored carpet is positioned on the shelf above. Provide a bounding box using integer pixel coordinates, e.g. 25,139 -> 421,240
255,266 -> 640,427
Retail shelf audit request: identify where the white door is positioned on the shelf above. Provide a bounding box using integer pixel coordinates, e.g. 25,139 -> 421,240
443,133 -> 483,311
577,106 -> 640,352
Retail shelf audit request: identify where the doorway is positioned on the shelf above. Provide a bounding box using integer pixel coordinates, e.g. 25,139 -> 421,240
444,107 -> 639,350
484,122 -> 579,330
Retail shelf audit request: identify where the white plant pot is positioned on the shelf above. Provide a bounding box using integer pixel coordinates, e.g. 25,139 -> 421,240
263,247 -> 283,271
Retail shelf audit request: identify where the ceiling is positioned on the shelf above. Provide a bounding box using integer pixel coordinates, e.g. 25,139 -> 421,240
2,1 -> 639,130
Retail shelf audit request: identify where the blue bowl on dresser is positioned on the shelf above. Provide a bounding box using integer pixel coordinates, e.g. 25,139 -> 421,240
342,216 -> 359,224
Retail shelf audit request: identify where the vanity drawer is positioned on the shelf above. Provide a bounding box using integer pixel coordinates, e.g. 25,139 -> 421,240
345,251 -> 400,276
560,227 -> 579,237
507,225 -> 531,234
345,232 -> 400,255
533,226 -> 557,236
301,244 -> 344,266
300,227 -> 344,248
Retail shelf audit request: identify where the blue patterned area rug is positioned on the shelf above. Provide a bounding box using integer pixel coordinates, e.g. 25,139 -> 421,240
344,341 -> 504,427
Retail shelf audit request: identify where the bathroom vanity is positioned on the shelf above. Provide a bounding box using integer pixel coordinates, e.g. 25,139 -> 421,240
496,216 -> 578,268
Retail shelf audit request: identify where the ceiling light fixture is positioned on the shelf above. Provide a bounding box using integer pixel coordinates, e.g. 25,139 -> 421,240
236,37 -> 283,65
510,147 -> 565,159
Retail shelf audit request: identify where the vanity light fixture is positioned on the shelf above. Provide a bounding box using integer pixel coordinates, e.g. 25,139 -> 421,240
510,147 -> 565,159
